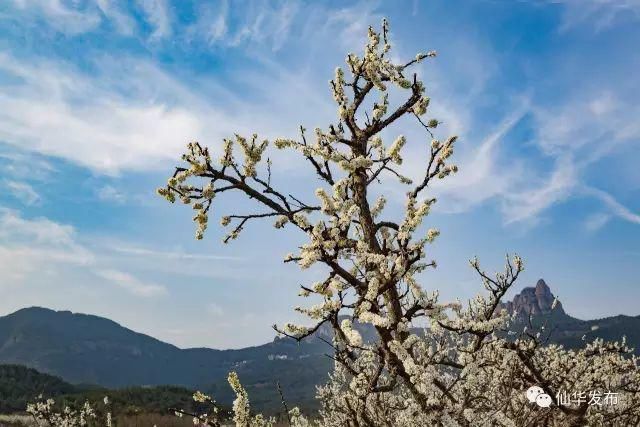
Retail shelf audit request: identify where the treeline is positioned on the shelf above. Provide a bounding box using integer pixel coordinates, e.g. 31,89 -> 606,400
0,365 -> 74,412
59,386 -> 219,416
0,365 -> 226,417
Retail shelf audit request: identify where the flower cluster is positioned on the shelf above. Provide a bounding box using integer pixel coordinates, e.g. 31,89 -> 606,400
26,395 -> 111,427
234,134 -> 269,177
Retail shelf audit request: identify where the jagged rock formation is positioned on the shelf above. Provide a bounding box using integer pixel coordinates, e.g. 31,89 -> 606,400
498,280 -> 640,357
500,279 -> 565,317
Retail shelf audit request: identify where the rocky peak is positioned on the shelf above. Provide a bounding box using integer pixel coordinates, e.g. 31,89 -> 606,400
500,279 -> 564,317
534,279 -> 554,312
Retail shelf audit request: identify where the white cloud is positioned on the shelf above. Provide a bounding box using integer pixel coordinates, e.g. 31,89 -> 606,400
428,104 -> 530,214
96,0 -> 136,35
3,0 -> 175,39
0,209 -> 93,282
0,209 -> 179,298
438,88 -> 636,227
6,0 -> 102,35
323,1 -> 383,50
551,0 -> 640,32
3,0 -> 306,51
502,156 -> 577,225
136,0 -> 171,40
0,210 -> 91,260
0,54 -> 221,174
397,87 -> 639,227
0,3 -> 381,178
532,91 -> 639,161
190,0 -> 228,44
234,1 -> 299,51
3,180 -> 41,206
190,0 -> 301,51
583,187 -> 640,225
106,243 -> 240,261
96,185 -> 126,204
0,45 -> 337,175
511,92 -> 640,226
0,145 -> 56,181
97,269 -> 167,297
1,1 -> 637,233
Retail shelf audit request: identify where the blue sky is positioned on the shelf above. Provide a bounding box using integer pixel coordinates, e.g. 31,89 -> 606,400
0,0 -> 638,349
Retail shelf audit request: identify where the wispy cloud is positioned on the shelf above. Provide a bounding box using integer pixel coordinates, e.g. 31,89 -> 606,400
0,210 -> 92,261
106,243 -> 241,261
96,0 -> 137,35
0,44 -> 336,175
0,2 -> 383,179
3,180 -> 41,206
97,268 -> 167,297
502,156 -> 577,225
5,0 -> 103,35
398,86 -> 639,228
3,0 -> 167,38
96,185 -> 126,204
429,103 -> 530,214
3,0 -> 310,52
0,54 -> 214,174
188,0 -> 302,51
510,91 -> 640,226
229,1 -> 299,51
136,0 -> 171,40
0,144 -> 56,181
187,0 -> 228,44
0,209 -> 93,282
0,209 -> 184,298
550,0 -> 640,32
583,186 -> 640,225
323,1 -> 383,50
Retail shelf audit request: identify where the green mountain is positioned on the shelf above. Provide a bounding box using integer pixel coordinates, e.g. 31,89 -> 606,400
0,283 -> 637,412
0,307 -> 332,412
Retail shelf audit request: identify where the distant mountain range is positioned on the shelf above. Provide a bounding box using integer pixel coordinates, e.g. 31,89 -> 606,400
0,306 -> 333,411
1,279 -> 638,411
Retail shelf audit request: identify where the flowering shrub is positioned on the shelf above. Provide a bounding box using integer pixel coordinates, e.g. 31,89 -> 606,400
26,395 -> 111,427
25,376 -> 287,426
171,372 -> 287,426
156,19 -> 640,426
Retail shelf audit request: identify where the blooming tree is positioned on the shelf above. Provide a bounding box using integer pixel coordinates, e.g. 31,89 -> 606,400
158,20 -> 640,426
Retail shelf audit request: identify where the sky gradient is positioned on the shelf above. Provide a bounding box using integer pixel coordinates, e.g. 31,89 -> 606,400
0,0 -> 639,349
